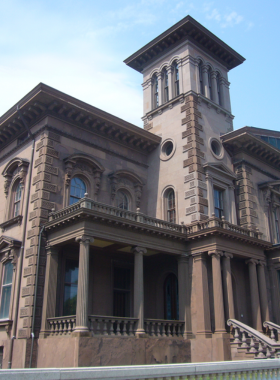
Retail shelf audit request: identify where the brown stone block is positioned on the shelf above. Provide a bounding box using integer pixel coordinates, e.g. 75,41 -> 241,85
185,94 -> 198,103
22,286 -> 35,297
198,197 -> 208,207
20,307 -> 32,318
35,181 -> 57,193
42,130 -> 61,142
18,329 -> 28,338
145,338 -> 191,364
144,122 -> 153,131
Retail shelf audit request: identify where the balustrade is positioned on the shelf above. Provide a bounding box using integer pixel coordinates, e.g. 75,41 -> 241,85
263,321 -> 280,342
228,319 -> 280,359
144,319 -> 184,337
48,316 -> 76,336
88,315 -> 138,336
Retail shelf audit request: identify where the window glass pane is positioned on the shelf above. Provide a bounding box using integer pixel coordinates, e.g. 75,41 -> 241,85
15,184 -> 22,202
0,286 -> 11,319
70,177 -> 86,205
260,135 -> 268,143
3,262 -> 13,285
116,191 -> 129,210
269,137 -> 277,148
277,139 -> 280,150
63,259 -> 78,316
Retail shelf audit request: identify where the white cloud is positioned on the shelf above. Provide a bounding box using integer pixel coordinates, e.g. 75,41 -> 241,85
221,11 -> 243,28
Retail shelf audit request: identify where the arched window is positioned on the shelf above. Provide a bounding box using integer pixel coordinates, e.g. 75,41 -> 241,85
166,189 -> 176,223
152,74 -> 159,109
173,61 -> 179,97
208,67 -> 213,100
198,60 -> 204,95
69,177 -> 86,205
216,72 -> 221,105
0,261 -> 13,319
116,190 -> 129,210
13,182 -> 22,217
164,273 -> 179,320
162,68 -> 169,103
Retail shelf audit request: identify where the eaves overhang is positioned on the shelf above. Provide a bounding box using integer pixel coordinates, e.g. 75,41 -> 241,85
0,83 -> 161,153
221,131 -> 280,169
124,15 -> 245,73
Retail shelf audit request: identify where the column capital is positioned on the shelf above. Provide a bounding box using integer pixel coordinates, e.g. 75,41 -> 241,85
210,70 -> 218,79
75,235 -> 94,245
208,250 -> 223,258
258,260 -> 267,267
224,253 -> 233,259
177,254 -> 190,264
131,246 -> 147,255
202,64 -> 209,73
205,173 -> 213,182
192,252 -> 207,262
156,72 -> 163,80
246,258 -> 258,266
45,245 -> 59,256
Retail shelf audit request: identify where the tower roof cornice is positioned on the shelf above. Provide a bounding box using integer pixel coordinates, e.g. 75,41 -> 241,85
124,15 -> 245,72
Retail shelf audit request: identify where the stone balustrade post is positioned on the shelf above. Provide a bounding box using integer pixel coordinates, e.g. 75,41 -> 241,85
40,246 -> 59,337
246,259 -> 262,331
178,255 -> 192,338
222,253 -> 235,321
132,246 -> 147,336
192,252 -> 212,338
209,250 -> 226,333
257,261 -> 270,323
73,235 -> 94,336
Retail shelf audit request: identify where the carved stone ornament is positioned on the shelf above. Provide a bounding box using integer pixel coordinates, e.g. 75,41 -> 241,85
263,188 -> 272,206
134,184 -> 143,208
110,175 -> 118,201
4,175 -> 12,198
94,171 -> 102,195
2,158 -> 29,197
109,171 -> 144,207
1,249 -> 17,270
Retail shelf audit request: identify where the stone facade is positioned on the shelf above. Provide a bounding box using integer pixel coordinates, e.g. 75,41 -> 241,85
0,15 -> 279,368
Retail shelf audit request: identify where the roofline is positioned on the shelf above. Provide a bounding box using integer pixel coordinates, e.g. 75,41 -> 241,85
124,15 -> 245,72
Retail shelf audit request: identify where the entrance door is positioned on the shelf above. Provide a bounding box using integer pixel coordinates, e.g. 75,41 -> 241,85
164,273 -> 179,320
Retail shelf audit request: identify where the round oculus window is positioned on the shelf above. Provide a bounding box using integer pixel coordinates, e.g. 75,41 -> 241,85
160,139 -> 176,161
210,138 -> 223,159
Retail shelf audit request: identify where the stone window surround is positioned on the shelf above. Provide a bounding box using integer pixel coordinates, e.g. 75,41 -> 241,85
1,157 -> 29,226
63,154 -> 105,207
260,183 -> 280,244
161,185 -> 178,224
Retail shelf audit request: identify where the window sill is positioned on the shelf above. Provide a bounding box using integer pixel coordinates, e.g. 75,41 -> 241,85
0,319 -> 12,333
0,215 -> 23,232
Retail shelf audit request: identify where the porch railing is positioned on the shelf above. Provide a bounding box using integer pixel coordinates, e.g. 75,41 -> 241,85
48,197 -> 187,233
48,316 -> 76,335
88,315 -> 138,336
228,319 -> 280,358
145,318 -> 184,337
263,321 -> 280,342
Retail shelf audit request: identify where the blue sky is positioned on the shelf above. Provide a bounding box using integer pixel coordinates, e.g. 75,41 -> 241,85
0,0 -> 279,131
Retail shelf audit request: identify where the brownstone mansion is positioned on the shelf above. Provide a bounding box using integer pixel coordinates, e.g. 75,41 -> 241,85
0,16 -> 280,368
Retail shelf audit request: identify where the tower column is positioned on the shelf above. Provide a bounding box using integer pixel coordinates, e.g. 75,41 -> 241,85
73,235 -> 93,336
178,59 -> 183,94
202,65 -> 210,98
157,72 -> 163,106
210,71 -> 218,103
246,259 -> 262,331
167,66 -> 174,100
209,250 -> 226,333
206,174 -> 214,217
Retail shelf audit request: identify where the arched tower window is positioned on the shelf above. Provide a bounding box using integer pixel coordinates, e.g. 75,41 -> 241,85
164,273 -> 179,320
13,182 -> 22,218
70,177 -> 86,205
216,72 -> 221,105
116,190 -> 130,211
198,60 -> 204,95
208,67 -> 213,100
152,74 -> 159,109
173,61 -> 179,97
162,68 -> 169,103
164,188 -> 176,223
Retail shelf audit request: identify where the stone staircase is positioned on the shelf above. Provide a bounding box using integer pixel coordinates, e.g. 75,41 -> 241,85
228,319 -> 280,360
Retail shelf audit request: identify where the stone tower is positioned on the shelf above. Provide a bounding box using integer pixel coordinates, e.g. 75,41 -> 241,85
125,15 -> 245,225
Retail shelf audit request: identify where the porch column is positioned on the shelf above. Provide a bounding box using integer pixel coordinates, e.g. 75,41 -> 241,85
209,250 -> 226,333
246,259 -> 262,331
257,261 -> 270,323
40,246 -> 59,336
73,235 -> 94,336
222,253 -> 235,321
178,255 -> 192,338
132,246 -> 147,336
193,252 -> 211,338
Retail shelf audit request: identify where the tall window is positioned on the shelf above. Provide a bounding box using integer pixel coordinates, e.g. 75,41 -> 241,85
166,189 -> 176,223
13,182 -> 22,217
274,210 -> 280,243
152,74 -> 159,109
70,177 -> 86,205
208,68 -> 213,100
162,68 -> 169,103
173,62 -> 179,97
214,188 -> 224,218
116,190 -> 129,210
0,261 -> 13,319
198,60 -> 204,95
164,273 -> 179,320
63,259 -> 78,316
216,72 -> 221,105
113,266 -> 131,317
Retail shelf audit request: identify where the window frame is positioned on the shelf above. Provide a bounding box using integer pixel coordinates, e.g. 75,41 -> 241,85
69,177 -> 87,205
162,67 -> 169,103
115,189 -> 130,211
214,187 -> 224,219
173,61 -> 180,97
163,187 -> 177,224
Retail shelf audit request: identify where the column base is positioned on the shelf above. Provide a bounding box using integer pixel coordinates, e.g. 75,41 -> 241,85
135,329 -> 148,338
72,326 -> 90,337
196,330 -> 212,339
183,332 -> 194,339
